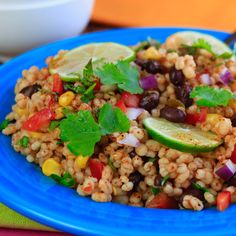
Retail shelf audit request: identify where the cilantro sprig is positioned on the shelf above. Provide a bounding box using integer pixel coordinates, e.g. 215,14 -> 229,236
0,119 -> 10,131
190,85 -> 234,107
95,60 -> 143,94
17,136 -> 29,148
182,38 -> 233,59
59,104 -> 130,156
51,172 -> 76,188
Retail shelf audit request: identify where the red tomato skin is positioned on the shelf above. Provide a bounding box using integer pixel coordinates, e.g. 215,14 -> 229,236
116,99 -> 127,112
89,159 -> 104,180
22,108 -> 55,131
52,74 -> 64,95
185,107 -> 207,125
94,80 -> 101,91
217,191 -> 231,211
146,192 -> 178,209
121,92 -> 140,108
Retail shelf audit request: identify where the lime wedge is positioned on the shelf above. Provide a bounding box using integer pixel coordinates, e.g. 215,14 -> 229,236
166,31 -> 234,59
49,42 -> 135,81
143,117 -> 222,153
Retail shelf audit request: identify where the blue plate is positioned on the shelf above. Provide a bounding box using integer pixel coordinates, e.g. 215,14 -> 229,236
0,28 -> 235,236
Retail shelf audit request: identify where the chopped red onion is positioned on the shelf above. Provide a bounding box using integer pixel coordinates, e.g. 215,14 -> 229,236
215,159 -> 236,181
220,68 -> 233,85
200,73 -> 211,85
140,75 -> 158,90
126,108 -> 144,120
117,133 -> 140,147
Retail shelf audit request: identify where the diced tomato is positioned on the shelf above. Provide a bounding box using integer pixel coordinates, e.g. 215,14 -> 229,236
121,92 -> 140,108
185,107 -> 207,125
116,99 -> 127,112
89,159 -> 104,180
94,79 -> 101,91
22,108 -> 55,131
52,74 -> 64,95
231,144 -> 236,164
82,183 -> 93,194
146,192 -> 178,209
48,94 -> 56,109
217,191 -> 231,211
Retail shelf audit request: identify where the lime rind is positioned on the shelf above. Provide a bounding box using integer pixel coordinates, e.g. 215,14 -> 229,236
143,117 -> 222,153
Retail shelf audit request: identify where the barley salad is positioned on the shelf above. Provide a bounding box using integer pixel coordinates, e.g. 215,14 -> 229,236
2,31 -> 236,211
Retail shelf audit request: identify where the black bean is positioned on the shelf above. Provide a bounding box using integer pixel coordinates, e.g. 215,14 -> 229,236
179,187 -> 204,207
160,106 -> 186,123
129,151 -> 137,158
135,59 -> 163,74
154,174 -> 163,187
227,174 -> 236,186
175,83 -> 193,107
231,117 -> 236,127
140,91 -> 159,112
169,68 -> 185,86
145,60 -> 163,74
129,171 -> 144,187
20,84 -> 42,98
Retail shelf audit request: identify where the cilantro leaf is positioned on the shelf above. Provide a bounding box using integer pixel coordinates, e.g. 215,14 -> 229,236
59,104 -> 131,156
182,38 -> 233,59
81,59 -> 94,87
17,136 -> 29,148
49,120 -> 60,131
64,83 -> 85,94
95,61 -> 143,94
81,82 -> 96,103
190,86 -> 234,107
182,38 -> 213,55
51,172 -> 76,188
99,104 -> 130,135
151,187 -> 161,195
0,119 -> 9,131
59,110 -> 102,156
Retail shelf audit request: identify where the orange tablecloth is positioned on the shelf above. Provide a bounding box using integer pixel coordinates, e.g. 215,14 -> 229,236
92,0 -> 236,32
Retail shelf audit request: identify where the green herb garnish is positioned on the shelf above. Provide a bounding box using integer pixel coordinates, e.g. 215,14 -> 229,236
148,157 -> 156,163
108,158 -> 116,172
95,60 -> 143,94
151,187 -> 161,195
59,103 -> 130,156
49,120 -> 60,131
182,38 -> 233,59
0,119 -> 9,131
134,36 -> 160,53
190,85 -> 234,107
17,136 -> 29,148
51,172 -> 76,187
81,82 -> 96,103
161,174 -> 170,186
192,182 -> 211,194
99,104 -> 130,135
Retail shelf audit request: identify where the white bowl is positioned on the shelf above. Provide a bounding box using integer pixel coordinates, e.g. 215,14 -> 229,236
0,0 -> 94,58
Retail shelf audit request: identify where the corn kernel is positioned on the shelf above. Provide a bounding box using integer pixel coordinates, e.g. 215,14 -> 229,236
42,158 -> 62,176
15,107 -> 28,116
229,99 -> 236,113
206,114 -> 223,126
28,131 -> 43,139
55,107 -> 65,120
75,155 -> 89,169
59,91 -> 75,107
142,46 -> 159,60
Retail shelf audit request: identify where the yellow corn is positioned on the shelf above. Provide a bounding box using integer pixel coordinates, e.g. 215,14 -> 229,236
142,46 -> 159,60
28,131 -> 43,139
15,107 -> 28,116
59,91 -> 75,107
206,114 -> 223,126
55,107 -> 65,120
229,99 -> 236,113
75,155 -> 89,169
42,158 -> 62,176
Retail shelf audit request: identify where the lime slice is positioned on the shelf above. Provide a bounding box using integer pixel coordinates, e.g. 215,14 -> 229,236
143,117 -> 222,153
49,42 -> 135,81
166,31 -> 234,59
